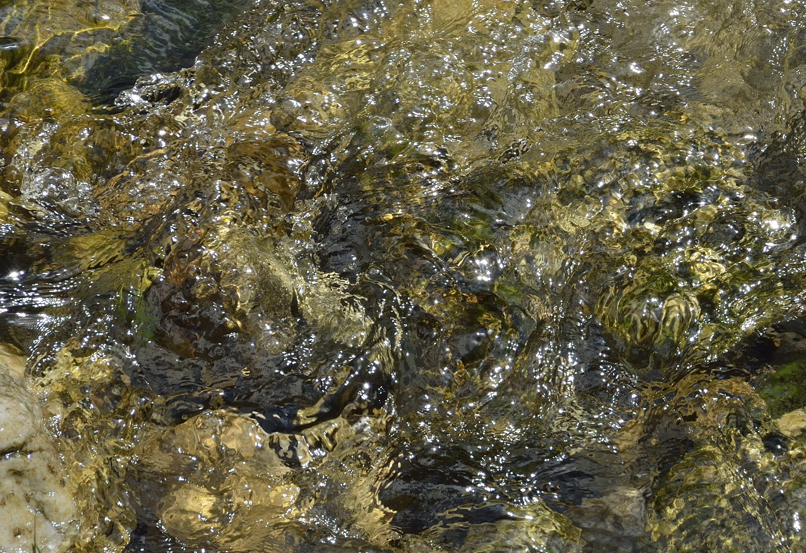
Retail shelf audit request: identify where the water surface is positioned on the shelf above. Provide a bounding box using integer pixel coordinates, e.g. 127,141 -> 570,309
3,0 -> 806,551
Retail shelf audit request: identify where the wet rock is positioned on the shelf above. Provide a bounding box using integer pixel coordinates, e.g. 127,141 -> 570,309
0,348 -> 77,553
776,409 -> 806,438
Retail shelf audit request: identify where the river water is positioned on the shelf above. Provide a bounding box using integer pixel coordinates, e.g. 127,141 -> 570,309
2,0 -> 806,551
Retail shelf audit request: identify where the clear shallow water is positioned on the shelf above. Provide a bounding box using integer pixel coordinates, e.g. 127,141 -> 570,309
3,0 -> 806,551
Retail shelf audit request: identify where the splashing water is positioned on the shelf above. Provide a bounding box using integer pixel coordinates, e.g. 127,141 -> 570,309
2,0 -> 806,551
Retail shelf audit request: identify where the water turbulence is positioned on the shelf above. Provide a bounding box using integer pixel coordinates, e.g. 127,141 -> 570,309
4,0 -> 806,550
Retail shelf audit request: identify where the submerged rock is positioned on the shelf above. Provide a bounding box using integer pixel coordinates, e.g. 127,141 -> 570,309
3,0 -> 806,550
130,410 -> 301,550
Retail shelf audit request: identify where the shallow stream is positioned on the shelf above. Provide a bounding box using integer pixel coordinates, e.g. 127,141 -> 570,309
2,0 -> 806,551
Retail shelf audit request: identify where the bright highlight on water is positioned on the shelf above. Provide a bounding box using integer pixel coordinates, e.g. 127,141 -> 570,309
0,0 -> 806,551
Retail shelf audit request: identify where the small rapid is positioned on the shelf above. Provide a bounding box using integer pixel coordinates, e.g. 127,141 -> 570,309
2,0 -> 806,551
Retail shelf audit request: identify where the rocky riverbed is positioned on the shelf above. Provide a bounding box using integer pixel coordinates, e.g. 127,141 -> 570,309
3,0 -> 806,551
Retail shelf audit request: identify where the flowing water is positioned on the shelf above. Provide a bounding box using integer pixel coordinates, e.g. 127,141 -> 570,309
3,0 -> 806,551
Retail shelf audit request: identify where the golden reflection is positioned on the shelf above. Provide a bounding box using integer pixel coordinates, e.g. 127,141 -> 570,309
3,0 -> 806,550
